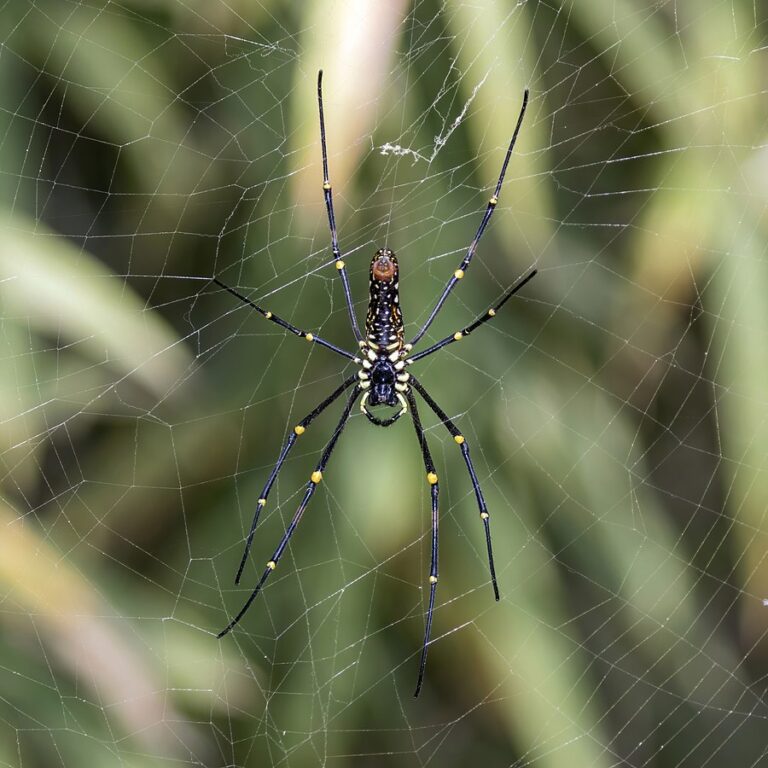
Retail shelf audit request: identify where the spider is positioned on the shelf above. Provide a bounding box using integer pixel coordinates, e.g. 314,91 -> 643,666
215,70 -> 536,697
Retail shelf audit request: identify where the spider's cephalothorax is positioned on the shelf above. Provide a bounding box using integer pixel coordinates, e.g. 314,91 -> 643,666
215,70 -> 536,698
358,248 -> 410,426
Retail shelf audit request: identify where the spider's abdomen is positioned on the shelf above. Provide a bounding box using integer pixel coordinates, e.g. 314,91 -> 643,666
365,248 -> 403,351
368,357 -> 397,406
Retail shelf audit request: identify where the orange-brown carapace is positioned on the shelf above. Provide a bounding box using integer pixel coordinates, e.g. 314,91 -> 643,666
372,249 -> 397,281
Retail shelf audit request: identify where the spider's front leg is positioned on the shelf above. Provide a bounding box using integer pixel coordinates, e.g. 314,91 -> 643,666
409,89 -> 529,348
317,70 -> 363,343
406,389 -> 440,698
406,268 -> 537,365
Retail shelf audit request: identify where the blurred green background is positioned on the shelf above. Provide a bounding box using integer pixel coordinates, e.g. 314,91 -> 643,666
1,0 -> 768,766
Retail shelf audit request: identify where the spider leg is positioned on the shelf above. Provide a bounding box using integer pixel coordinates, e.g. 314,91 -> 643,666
234,373 -> 358,584
212,278 -> 360,363
407,268 -> 537,364
218,385 -> 360,639
409,89 -> 529,348
406,389 -> 440,698
317,70 -> 363,343
409,376 -> 500,601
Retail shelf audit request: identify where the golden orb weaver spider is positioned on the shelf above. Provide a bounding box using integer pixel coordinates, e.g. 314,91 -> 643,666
215,70 -> 536,697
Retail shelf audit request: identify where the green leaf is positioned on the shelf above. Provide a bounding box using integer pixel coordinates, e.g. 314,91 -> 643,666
0,211 -> 191,398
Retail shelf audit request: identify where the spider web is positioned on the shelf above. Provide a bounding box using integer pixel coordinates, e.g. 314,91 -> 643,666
1,0 -> 768,766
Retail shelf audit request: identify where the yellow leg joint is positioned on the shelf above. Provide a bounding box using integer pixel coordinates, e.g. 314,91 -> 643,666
265,311 -> 273,319
454,435 -> 465,445
427,472 -> 438,485
335,260 -> 345,270
454,269 -> 465,280
305,333 -> 314,342
429,575 -> 438,584
294,425 -> 305,435
480,512 -> 489,520
267,560 -> 277,570
489,195 -> 498,206
488,308 -> 496,316
453,331 -> 463,341
323,182 -> 331,191
257,498 -> 267,507
311,470 -> 323,484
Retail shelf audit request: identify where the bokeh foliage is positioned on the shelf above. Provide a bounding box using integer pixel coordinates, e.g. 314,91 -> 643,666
1,1 -> 767,766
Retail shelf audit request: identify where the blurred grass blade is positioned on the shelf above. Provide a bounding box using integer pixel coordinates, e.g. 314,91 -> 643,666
0,496 -> 202,759
0,318 -> 44,494
291,0 -> 410,226
564,0 -> 690,128
706,205 -> 768,648
479,507 -> 614,767
0,211 -> 191,399
25,4 -> 208,218
576,402 -> 750,708
446,0 -> 552,257
503,367 -> 752,715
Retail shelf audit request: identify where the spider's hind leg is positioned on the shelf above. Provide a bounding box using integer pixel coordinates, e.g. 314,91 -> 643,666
410,376 -> 500,601
406,389 -> 440,698
218,385 -> 361,638
234,373 -> 358,585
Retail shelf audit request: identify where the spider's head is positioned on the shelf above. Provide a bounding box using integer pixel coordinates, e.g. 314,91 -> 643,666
370,248 -> 398,282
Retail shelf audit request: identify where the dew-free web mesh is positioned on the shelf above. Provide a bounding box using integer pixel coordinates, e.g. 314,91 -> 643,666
1,1 -> 768,766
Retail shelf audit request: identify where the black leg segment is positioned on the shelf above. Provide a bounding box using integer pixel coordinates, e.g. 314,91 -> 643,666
317,70 -> 363,343
406,390 -> 440,697
409,90 -> 529,347
408,268 -> 537,364
409,376 -> 500,601
218,385 -> 361,638
213,278 -> 359,363
234,373 -> 359,584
